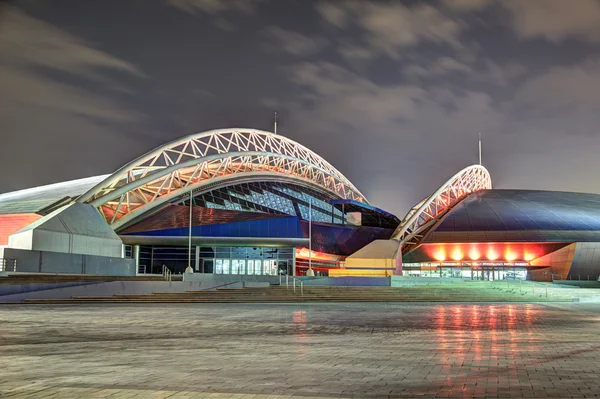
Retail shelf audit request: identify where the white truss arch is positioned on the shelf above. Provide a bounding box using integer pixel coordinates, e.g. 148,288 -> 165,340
392,164 -> 492,252
78,128 -> 368,229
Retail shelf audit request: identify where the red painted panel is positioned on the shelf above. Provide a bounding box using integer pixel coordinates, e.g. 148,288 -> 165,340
0,214 -> 41,245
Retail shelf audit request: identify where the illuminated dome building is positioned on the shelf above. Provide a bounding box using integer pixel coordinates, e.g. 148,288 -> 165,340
393,166 -> 600,281
0,129 -> 398,276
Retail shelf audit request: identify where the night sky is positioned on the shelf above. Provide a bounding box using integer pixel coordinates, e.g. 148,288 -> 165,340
1,0 -> 600,217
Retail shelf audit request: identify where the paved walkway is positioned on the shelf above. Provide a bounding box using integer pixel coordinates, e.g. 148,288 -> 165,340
1,302 -> 600,398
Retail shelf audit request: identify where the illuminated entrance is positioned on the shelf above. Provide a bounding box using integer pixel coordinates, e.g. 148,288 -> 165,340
403,261 -> 529,280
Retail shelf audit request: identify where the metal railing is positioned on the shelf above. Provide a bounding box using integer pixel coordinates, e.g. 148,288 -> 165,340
162,265 -> 172,282
516,279 -> 548,297
0,258 -> 17,273
552,273 -> 599,282
495,278 -> 549,297
279,274 -> 303,296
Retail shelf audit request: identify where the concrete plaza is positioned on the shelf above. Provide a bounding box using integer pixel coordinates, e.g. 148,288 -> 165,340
1,302 -> 600,398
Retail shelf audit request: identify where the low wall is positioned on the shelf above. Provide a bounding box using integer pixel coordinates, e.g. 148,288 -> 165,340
553,280 -> 600,289
391,276 -> 468,286
0,280 -> 239,302
0,248 -> 135,276
297,276 -> 391,286
183,273 -> 282,284
0,282 -> 101,297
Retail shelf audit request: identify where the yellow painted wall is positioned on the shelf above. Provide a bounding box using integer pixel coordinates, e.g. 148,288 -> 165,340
344,257 -> 396,269
329,269 -> 392,277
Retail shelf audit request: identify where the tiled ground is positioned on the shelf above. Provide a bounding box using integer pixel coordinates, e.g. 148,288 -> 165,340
1,302 -> 600,398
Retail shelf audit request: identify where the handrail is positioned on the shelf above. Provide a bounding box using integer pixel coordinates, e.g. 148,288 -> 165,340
204,281 -> 244,290
516,279 -> 548,297
162,265 -> 172,282
280,274 -> 304,296
0,258 -> 17,273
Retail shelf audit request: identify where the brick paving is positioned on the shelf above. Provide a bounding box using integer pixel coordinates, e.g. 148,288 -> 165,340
1,302 -> 600,398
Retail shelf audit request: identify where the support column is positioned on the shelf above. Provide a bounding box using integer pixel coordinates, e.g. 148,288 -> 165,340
195,245 -> 200,272
133,245 -> 140,269
292,248 -> 297,276
395,254 -> 403,276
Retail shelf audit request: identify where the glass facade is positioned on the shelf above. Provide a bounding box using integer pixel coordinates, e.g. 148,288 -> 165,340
136,245 -> 294,275
206,246 -> 294,276
181,181 -> 345,224
403,262 -> 528,280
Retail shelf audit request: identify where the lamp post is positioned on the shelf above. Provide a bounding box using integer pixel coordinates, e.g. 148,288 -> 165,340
307,199 -> 314,277
188,190 -> 192,270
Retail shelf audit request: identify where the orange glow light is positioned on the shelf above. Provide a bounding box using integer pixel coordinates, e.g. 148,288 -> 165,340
433,248 -> 446,261
486,247 -> 499,261
421,243 -> 548,264
505,249 -> 517,261
468,247 -> 481,260
450,247 -> 463,261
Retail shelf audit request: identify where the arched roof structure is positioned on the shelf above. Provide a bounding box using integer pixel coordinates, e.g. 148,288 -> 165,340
392,164 -> 492,253
423,189 -> 600,243
78,128 -> 368,229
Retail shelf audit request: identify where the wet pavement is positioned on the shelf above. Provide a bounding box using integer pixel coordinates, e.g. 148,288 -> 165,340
1,302 -> 600,398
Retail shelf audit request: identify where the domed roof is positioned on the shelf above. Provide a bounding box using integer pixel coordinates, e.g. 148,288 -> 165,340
424,189 -> 600,243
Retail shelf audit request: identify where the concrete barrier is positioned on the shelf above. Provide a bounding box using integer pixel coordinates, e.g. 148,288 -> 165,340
0,280 -> 234,302
553,280 -> 600,288
391,276 -> 468,286
183,273 -> 281,284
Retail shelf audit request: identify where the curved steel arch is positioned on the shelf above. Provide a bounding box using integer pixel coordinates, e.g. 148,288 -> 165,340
392,164 -> 492,253
78,128 -> 368,229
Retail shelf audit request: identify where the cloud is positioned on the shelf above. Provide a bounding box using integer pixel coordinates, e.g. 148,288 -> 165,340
516,59 -> 600,111
316,1 -> 463,58
471,60 -> 526,86
503,0 -> 600,43
1,7 -> 143,81
166,0 -> 264,15
337,43 -> 377,63
0,6 -> 144,123
316,2 -> 351,28
0,6 -> 147,188
442,0 -> 493,11
262,26 -> 328,56
166,0 -> 266,31
404,56 -> 472,78
279,60 -> 505,214
288,62 -> 425,130
284,60 -> 504,149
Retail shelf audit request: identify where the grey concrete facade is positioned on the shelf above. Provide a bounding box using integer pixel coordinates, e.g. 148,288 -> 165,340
8,202 -> 123,257
0,247 -> 135,276
0,280 -> 235,302
570,242 -> 600,278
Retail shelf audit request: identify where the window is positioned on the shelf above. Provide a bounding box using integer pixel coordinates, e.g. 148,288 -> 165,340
231,259 -> 240,274
222,260 -> 230,274
254,260 -> 262,275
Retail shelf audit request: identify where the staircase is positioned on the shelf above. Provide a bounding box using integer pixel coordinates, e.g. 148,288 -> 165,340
22,283 -> 581,303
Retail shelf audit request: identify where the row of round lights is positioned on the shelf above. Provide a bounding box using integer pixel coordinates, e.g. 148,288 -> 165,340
432,246 -> 537,262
